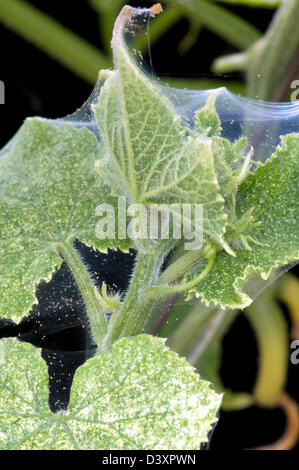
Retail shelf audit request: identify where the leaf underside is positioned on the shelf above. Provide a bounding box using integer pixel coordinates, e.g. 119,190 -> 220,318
0,119 -> 131,321
0,335 -> 221,450
94,43 -> 228,248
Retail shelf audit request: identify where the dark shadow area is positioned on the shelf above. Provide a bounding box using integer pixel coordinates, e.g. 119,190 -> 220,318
0,241 -> 135,412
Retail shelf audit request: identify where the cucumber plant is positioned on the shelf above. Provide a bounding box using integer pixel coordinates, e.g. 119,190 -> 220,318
0,5 -> 299,450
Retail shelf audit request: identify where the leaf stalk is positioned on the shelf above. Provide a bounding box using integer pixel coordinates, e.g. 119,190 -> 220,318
56,240 -> 108,351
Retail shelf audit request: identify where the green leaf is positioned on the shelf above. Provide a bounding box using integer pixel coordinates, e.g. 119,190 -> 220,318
195,93 -> 222,137
94,16 -> 228,248
195,93 -> 252,202
0,336 -> 222,450
186,133 -> 299,309
0,119 -> 129,321
212,136 -> 253,201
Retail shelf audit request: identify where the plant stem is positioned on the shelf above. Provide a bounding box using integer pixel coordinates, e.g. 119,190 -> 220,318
104,247 -> 167,347
277,273 -> 299,338
0,0 -> 110,84
167,302 -> 217,355
187,308 -> 238,366
221,392 -> 254,411
89,0 -> 124,54
56,240 -> 107,350
106,242 -> 215,347
212,51 -> 249,74
146,251 -> 216,297
149,294 -> 179,336
247,0 -> 299,100
166,0 -> 261,50
255,393 -> 299,450
159,247 -> 206,285
246,292 -> 288,407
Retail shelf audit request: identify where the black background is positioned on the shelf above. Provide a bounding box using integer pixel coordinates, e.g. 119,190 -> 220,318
0,0 -> 298,451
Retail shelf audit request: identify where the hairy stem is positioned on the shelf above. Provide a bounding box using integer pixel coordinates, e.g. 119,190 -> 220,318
104,246 -> 168,347
56,240 -> 107,349
159,247 -> 206,285
146,250 -> 216,297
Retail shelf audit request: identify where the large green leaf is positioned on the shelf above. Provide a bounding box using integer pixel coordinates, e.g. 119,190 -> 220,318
186,133 -> 299,309
93,14 -> 228,248
0,335 -> 221,450
0,119 -> 129,321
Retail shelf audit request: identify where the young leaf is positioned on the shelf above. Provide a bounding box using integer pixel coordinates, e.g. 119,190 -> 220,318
195,92 -> 252,203
185,133 -> 299,309
212,136 -> 252,200
194,92 -> 222,137
0,336 -> 221,450
0,119 -> 130,322
94,7 -> 228,248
